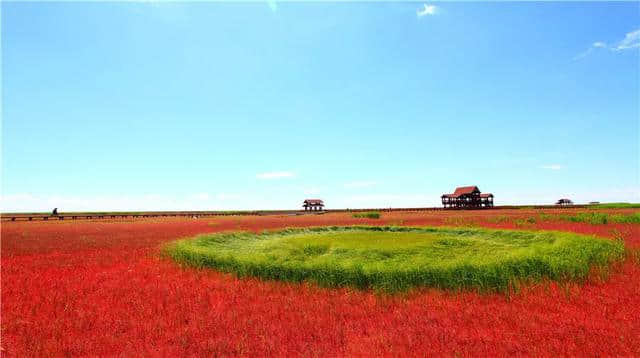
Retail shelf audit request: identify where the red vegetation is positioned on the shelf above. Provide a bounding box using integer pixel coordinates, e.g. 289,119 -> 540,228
2,210 -> 639,356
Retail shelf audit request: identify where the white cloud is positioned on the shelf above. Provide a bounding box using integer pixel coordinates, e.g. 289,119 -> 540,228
343,181 -> 377,189
572,42 -> 607,61
417,4 -> 437,18
256,171 -> 295,179
540,164 -> 564,170
574,28 -> 640,60
613,29 -> 640,51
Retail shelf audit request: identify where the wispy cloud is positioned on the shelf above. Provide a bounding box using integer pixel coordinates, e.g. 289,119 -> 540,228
256,171 -> 295,179
573,42 -> 607,61
344,181 -> 377,189
574,28 -> 640,60
417,4 -> 437,18
540,164 -> 564,170
613,29 -> 640,51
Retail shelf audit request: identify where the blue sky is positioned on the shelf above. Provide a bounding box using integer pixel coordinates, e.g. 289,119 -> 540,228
2,1 -> 639,211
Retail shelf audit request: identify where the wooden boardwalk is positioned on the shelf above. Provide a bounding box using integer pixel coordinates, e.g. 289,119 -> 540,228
1,205 -> 587,222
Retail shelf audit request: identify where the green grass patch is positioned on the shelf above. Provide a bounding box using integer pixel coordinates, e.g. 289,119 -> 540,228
352,211 -> 381,219
550,212 -> 640,225
166,226 -> 624,293
588,203 -> 640,209
610,212 -> 640,224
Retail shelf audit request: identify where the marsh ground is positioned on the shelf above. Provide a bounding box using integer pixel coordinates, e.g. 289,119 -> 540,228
2,208 -> 639,355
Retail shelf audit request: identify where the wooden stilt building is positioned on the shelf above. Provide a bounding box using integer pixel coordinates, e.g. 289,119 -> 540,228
441,186 -> 493,209
303,199 -> 325,211
555,198 -> 573,206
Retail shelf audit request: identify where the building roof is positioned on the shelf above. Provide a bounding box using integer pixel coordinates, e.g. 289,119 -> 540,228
442,186 -> 482,198
303,199 -> 324,205
453,186 -> 481,196
480,193 -> 493,198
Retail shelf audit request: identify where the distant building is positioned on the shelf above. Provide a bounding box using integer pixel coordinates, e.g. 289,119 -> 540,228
556,198 -> 574,206
303,199 -> 325,211
588,201 -> 600,205
441,186 -> 493,209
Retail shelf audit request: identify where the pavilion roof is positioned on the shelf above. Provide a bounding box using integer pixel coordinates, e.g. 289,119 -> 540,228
453,186 -> 480,196
442,186 -> 482,198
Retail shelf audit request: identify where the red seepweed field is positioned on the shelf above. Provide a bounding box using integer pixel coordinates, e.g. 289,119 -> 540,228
2,209 -> 639,356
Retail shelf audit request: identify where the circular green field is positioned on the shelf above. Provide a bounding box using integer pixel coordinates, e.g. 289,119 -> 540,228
166,226 -> 624,292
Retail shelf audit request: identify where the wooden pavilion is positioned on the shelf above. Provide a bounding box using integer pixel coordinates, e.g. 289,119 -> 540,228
441,186 -> 493,209
303,199 -> 325,211
555,198 -> 574,206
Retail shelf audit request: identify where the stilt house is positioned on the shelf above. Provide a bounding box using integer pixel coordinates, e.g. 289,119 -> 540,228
441,186 -> 494,209
303,199 -> 325,211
